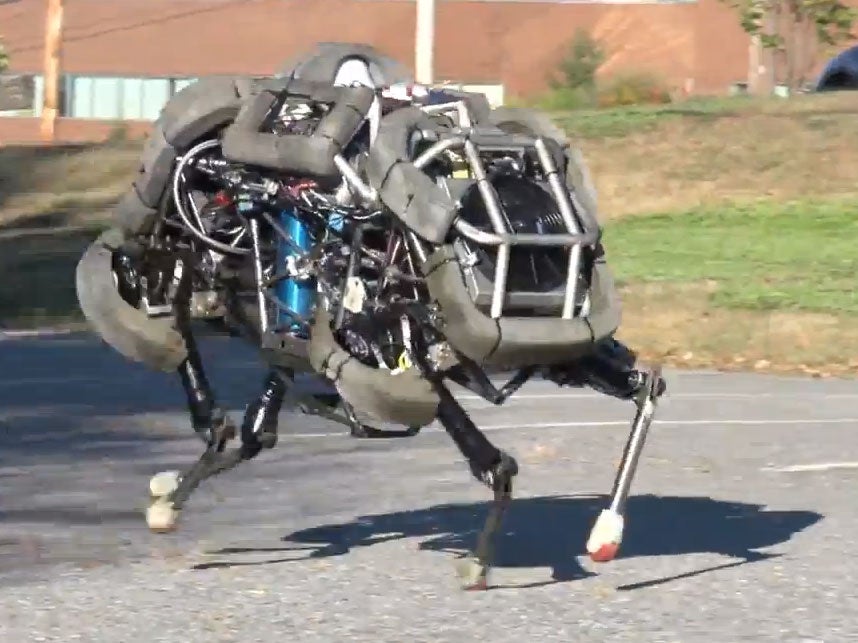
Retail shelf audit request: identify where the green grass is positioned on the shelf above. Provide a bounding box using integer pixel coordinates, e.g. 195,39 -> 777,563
548,92 -> 858,139
604,198 -> 858,313
551,97 -> 738,138
0,141 -> 139,230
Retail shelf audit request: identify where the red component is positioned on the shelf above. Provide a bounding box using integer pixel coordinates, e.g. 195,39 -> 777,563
589,542 -> 620,563
212,190 -> 232,207
462,578 -> 489,591
285,178 -> 318,198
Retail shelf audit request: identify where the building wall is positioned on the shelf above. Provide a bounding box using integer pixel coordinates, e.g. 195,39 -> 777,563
0,0 -> 752,96
0,0 -> 790,144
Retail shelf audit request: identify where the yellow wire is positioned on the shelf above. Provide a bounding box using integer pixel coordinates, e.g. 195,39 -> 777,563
397,351 -> 412,371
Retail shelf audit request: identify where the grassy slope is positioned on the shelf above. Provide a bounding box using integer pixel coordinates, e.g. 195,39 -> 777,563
0,141 -> 139,230
2,93 -> 858,374
0,140 -> 141,328
546,92 -> 858,375
606,200 -> 858,376
605,199 -> 858,314
558,93 -> 858,220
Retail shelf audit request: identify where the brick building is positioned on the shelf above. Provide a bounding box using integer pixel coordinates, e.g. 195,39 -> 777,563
0,0 -> 778,143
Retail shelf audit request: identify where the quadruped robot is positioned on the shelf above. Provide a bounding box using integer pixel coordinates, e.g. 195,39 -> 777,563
75,42 -> 666,590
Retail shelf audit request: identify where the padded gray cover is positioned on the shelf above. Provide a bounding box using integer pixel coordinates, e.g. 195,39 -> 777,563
157,76 -> 257,150
120,76 -> 261,235
75,228 -> 187,372
307,307 -> 440,427
422,244 -> 621,369
220,81 -> 374,180
364,107 -> 459,244
278,42 -> 413,88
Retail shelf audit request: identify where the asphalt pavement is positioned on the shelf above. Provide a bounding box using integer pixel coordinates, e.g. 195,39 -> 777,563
0,333 -> 856,642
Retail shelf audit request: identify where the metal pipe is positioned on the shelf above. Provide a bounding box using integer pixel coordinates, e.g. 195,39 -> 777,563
406,230 -> 429,264
608,392 -> 657,515
171,140 -> 251,257
333,154 -> 377,204
263,290 -> 307,326
568,189 -> 600,234
534,138 -> 584,235
259,211 -> 304,254
461,140 -> 507,235
412,135 -> 466,170
462,139 -> 510,318
452,220 -> 502,245
490,244 -> 510,319
420,100 -> 472,129
455,101 -> 472,129
419,101 -> 463,116
453,219 -> 595,247
334,225 -> 364,330
534,137 -> 583,320
249,218 -> 269,334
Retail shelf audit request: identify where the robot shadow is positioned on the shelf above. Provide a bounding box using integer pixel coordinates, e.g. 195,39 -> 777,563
195,493 -> 823,590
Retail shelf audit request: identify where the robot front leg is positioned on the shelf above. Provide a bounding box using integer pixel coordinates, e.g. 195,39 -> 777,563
545,338 -> 666,563
174,299 -> 237,449
145,288 -> 238,508
146,368 -> 288,532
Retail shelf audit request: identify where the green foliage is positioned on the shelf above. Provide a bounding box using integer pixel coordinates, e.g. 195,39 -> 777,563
546,28 -> 605,108
805,0 -> 858,46
719,0 -> 856,88
538,30 -> 673,110
720,0 -> 856,52
0,37 -> 8,73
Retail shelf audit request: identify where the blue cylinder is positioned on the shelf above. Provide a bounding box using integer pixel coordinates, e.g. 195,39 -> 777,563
327,211 -> 345,233
275,208 -> 316,335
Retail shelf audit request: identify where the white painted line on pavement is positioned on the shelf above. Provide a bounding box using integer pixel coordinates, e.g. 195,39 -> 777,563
761,461 -> 858,473
287,417 -> 858,440
0,329 -> 78,341
459,392 -> 858,402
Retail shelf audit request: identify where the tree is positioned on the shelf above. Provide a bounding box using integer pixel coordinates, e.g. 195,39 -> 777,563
544,29 -> 606,109
0,37 -> 8,73
720,0 -> 857,91
549,29 -> 605,93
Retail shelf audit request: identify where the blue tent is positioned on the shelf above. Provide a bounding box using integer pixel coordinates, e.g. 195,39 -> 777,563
815,45 -> 858,91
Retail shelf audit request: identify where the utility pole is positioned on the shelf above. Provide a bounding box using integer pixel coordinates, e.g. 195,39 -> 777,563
748,34 -> 763,94
415,0 -> 435,84
41,0 -> 63,142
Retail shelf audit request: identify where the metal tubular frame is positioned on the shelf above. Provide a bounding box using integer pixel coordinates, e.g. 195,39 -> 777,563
533,137 -> 583,320
332,99 -> 598,320
461,138 -> 511,319
171,139 -> 252,258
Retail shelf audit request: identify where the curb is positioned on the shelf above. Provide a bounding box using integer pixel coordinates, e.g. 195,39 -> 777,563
0,327 -> 80,341
0,321 -> 225,342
